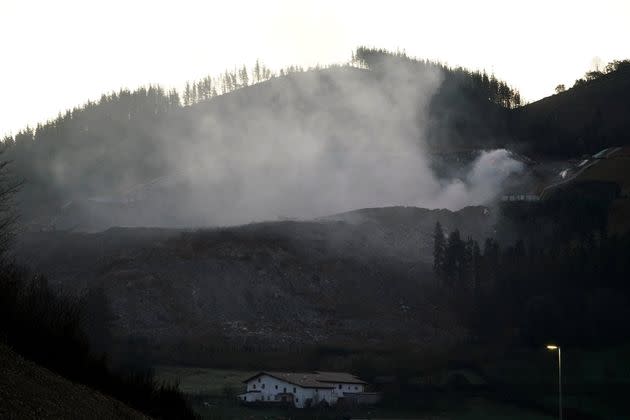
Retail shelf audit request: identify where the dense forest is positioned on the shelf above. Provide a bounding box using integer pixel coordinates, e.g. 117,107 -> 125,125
433,200 -> 630,348
353,47 -> 522,109
511,58 -> 630,158
0,47 -> 531,227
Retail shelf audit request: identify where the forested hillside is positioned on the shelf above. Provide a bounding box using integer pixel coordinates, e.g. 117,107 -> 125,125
1,48 -> 522,228
511,60 -> 630,157
2,49 -> 628,230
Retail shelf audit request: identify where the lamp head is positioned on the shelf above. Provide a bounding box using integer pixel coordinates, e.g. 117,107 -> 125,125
546,345 -> 559,350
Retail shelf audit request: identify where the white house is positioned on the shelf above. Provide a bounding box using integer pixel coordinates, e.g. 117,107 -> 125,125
238,371 -> 376,408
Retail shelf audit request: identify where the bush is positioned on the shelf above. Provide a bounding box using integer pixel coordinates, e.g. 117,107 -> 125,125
0,262 -> 195,419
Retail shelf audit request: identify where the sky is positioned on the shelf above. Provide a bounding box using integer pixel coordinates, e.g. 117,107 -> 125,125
1,0 -> 629,138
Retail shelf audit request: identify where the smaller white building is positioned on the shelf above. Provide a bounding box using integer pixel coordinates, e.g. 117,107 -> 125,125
238,371 -> 371,408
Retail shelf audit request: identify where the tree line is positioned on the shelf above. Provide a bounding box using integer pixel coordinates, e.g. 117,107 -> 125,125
182,60 -> 276,106
353,46 -> 522,109
432,218 -> 630,346
554,58 -> 630,93
572,59 -> 630,89
0,48 -> 527,224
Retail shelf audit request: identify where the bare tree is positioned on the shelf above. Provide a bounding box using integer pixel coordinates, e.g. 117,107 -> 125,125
0,147 -> 21,260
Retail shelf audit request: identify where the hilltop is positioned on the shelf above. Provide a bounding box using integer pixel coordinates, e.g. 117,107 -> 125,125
3,51 -> 628,232
511,62 -> 630,157
3,49 -> 524,230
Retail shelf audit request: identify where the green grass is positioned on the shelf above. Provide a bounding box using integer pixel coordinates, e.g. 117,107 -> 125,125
154,366 -> 254,397
153,366 -> 556,420
156,361 -> 627,419
478,345 -> 630,420
187,396 -> 556,420
438,397 -> 555,420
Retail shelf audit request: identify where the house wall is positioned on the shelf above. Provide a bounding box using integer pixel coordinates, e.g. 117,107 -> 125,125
238,391 -> 261,403
244,375 -> 335,408
307,387 -> 333,407
329,382 -> 364,399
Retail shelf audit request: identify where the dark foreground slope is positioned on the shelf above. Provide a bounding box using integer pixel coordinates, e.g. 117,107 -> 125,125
0,344 -> 146,420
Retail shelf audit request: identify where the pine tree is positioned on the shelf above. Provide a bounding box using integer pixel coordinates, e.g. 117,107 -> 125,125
239,65 -> 249,87
183,82 -> 191,106
463,237 -> 475,290
445,229 -> 464,288
254,59 -> 261,83
483,238 -> 500,291
168,89 -> 180,107
433,222 -> 446,280
472,241 -> 481,295
203,77 -> 213,99
191,83 -> 198,104
196,81 -> 205,101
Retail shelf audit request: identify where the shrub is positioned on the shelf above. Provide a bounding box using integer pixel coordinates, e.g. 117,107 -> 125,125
0,262 -> 195,419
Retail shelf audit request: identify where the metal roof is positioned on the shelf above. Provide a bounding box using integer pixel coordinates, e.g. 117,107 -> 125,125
243,371 -> 366,388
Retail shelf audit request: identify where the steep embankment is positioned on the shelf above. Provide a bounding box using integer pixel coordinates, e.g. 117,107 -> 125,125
0,344 -> 146,420
14,206 -> 493,355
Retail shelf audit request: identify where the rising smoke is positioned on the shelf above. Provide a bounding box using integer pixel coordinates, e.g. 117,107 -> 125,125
144,64 -> 524,227
33,60 -> 524,229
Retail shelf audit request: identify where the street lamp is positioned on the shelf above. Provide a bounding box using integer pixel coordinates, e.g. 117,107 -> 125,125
546,345 -> 562,420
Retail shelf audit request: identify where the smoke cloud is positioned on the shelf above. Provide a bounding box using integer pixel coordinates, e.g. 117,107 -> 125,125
138,64 -> 524,227
433,149 -> 525,210
99,66 -> 522,226
28,61 -> 525,230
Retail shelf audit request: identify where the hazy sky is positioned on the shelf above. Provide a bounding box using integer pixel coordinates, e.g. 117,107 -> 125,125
1,0 -> 629,137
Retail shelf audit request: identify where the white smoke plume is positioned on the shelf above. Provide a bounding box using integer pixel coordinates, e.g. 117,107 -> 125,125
434,149 -> 525,210
27,61 -> 525,229
135,64 -> 525,227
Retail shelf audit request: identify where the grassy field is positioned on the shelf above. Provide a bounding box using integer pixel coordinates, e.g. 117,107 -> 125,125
186,395 -> 557,420
156,354 -> 630,419
155,366 -> 558,419
155,366 -> 254,397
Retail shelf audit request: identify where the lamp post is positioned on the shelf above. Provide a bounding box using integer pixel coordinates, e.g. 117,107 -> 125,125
546,345 -> 562,420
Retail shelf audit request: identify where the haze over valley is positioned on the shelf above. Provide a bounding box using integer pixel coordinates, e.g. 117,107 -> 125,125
1,3 -> 630,417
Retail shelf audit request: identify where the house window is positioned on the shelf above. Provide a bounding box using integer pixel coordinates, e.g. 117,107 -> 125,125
296,398 -> 299,402
262,384 -> 265,389
293,387 -> 296,393
258,378 -> 261,383
253,384 -> 256,389
354,386 -> 358,390
275,385 -> 278,390
338,384 -> 342,389
284,387 -> 287,393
